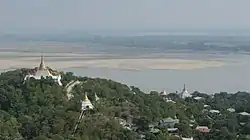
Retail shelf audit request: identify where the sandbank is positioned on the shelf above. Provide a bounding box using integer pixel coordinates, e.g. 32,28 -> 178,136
0,56 -> 224,71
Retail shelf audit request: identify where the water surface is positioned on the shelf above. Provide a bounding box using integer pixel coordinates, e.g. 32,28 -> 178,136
62,55 -> 250,94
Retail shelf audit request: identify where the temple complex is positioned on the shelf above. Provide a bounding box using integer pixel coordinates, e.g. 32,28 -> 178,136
24,55 -> 62,86
81,92 -> 94,111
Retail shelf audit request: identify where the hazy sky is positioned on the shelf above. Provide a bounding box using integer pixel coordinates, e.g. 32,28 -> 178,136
1,0 -> 250,32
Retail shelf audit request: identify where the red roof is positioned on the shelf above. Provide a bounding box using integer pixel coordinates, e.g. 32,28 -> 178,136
195,126 -> 210,133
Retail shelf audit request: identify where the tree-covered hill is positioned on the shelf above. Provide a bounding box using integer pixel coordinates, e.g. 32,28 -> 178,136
0,69 -> 250,140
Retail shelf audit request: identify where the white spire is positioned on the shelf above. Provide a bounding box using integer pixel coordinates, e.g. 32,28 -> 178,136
94,93 -> 99,101
163,90 -> 167,95
181,84 -> 190,99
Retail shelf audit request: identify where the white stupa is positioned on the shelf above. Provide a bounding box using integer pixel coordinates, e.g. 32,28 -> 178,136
161,90 -> 168,96
81,93 -> 94,111
94,93 -> 100,101
24,55 -> 62,86
180,84 -> 191,99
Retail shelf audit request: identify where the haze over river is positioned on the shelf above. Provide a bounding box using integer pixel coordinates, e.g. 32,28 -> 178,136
1,34 -> 250,94
62,53 -> 250,94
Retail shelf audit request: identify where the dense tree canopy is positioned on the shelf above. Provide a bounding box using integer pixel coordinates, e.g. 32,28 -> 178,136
0,69 -> 250,140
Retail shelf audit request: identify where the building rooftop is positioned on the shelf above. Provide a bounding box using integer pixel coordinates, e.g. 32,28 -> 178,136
162,117 -> 179,123
227,108 -> 235,112
239,112 -> 250,116
209,109 -> 220,113
193,96 -> 204,100
204,104 -> 210,108
182,137 -> 193,140
196,126 -> 210,133
168,128 -> 178,132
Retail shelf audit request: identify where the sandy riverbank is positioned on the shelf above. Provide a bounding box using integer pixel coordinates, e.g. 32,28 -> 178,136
0,56 -> 224,71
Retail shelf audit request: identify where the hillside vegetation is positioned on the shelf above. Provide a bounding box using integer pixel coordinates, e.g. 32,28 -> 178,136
0,69 -> 250,140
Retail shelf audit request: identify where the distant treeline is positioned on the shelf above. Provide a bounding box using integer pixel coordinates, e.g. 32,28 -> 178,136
1,34 -> 250,54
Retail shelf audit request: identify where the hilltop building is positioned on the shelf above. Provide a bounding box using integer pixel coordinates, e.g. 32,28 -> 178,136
24,55 -> 62,86
81,92 -> 94,111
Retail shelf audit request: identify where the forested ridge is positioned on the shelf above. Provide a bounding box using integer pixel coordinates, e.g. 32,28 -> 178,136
0,69 -> 250,140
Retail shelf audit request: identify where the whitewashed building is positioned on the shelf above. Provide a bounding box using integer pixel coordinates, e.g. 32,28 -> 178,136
24,55 -> 62,86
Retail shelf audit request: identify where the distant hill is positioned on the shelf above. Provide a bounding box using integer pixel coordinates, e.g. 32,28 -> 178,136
1,33 -> 250,54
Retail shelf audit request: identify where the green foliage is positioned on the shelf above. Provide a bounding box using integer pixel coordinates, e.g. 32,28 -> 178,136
0,69 -> 250,140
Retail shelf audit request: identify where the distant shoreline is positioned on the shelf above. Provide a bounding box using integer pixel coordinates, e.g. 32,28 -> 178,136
1,52 -> 250,94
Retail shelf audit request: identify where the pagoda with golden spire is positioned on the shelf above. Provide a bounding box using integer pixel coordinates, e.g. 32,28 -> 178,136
72,92 -> 94,136
81,92 -> 94,111
24,54 -> 62,86
39,54 -> 46,70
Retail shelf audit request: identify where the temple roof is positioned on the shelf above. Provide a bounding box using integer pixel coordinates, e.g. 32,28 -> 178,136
196,126 -> 210,133
227,108 -> 235,112
239,112 -> 250,116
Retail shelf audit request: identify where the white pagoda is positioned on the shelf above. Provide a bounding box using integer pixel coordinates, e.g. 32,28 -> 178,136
81,93 -> 94,111
180,84 -> 191,99
24,55 -> 62,86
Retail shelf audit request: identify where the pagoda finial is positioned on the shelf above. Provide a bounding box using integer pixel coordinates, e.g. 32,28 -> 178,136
84,92 -> 89,101
39,53 -> 46,70
184,84 -> 186,90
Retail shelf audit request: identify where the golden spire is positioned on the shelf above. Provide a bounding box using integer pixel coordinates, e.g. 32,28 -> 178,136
84,92 -> 89,101
39,53 -> 46,70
